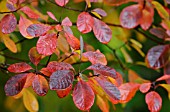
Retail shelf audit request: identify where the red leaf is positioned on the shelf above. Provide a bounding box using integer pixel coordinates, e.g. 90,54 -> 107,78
77,12 -> 94,34
36,33 -> 57,56
140,6 -> 154,30
87,63 -> 118,79
120,4 -> 142,29
114,72 -> 123,87
95,77 -> 121,101
56,84 -> 72,98
83,50 -> 107,65
73,80 -> 95,111
5,73 -> 27,96
29,47 -> 43,65
64,33 -> 80,50
139,83 -> 151,93
26,24 -> 51,37
19,16 -> 33,39
149,28 -> 168,40
32,75 -> 49,96
92,8 -> 107,17
62,17 -> 72,26
103,0 -> 140,6
93,18 -> 112,44
24,73 -> 35,88
119,83 -> 139,103
20,6 -> 39,19
63,26 -> 73,34
40,68 -> 52,77
145,45 -> 170,69
145,91 -> 162,112
156,75 -> 170,81
8,62 -> 33,73
47,61 -> 74,73
49,70 -> 74,90
55,0 -> 69,6
47,11 -> 58,21
55,24 -> 63,31
0,14 -> 17,34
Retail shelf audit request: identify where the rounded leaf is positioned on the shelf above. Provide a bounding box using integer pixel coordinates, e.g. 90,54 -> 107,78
32,75 -> 49,96
92,8 -> 107,17
29,47 -> 43,65
93,18 -> 112,43
47,61 -> 74,73
73,80 -> 95,111
56,84 -> 72,98
36,33 -> 57,56
77,12 -> 94,33
145,91 -> 162,112
62,17 -> 72,26
55,0 -> 69,6
26,24 -> 51,37
145,45 -> 170,69
49,70 -> 74,90
139,83 -> 151,93
5,73 -> 27,96
120,4 -> 142,29
0,14 -> 17,34
20,6 -> 39,19
8,62 -> 33,73
24,73 -> 35,88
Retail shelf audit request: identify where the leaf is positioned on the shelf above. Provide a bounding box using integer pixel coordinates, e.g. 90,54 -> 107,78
26,24 -> 51,37
6,2 -> 16,11
166,0 -> 170,4
92,8 -> 107,17
64,33 -> 80,50
108,72 -> 123,87
5,73 -> 27,96
145,45 -> 170,69
152,1 -> 169,20
8,62 -> 32,73
47,61 -> 74,73
120,4 -> 142,29
19,16 -> 33,39
57,34 -> 69,53
55,0 -> 69,6
119,83 -> 139,103
156,75 -> 170,82
32,75 -> 49,96
149,28 -> 168,40
36,33 -> 57,56
2,34 -> 17,53
140,5 -> 154,30
95,77 -> 121,101
93,18 -> 112,44
63,26 -> 73,35
103,0 -> 140,6
0,14 -> 17,34
145,91 -> 162,112
29,47 -> 43,66
56,84 -> 72,98
47,11 -> 58,21
23,89 -> 39,112
20,6 -> 39,19
139,83 -> 151,93
77,12 -> 94,34
159,84 -> 170,99
40,68 -> 52,77
164,61 -> 170,75
62,17 -> 72,26
83,50 -> 107,65
96,95 -> 109,112
49,70 -> 74,90
55,24 -> 63,31
87,63 -> 118,78
24,73 -> 35,88
73,80 -> 95,111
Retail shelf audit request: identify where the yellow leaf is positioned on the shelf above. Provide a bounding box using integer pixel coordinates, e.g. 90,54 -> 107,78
85,0 -> 91,8
159,84 -> 170,100
23,89 -> 39,112
130,43 -> 145,57
91,11 -> 102,19
152,1 -> 169,20
96,95 -> 109,112
1,34 -> 17,53
130,39 -> 142,48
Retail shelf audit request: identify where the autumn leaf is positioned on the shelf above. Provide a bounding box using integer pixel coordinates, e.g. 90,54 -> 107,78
73,80 -> 95,111
92,8 -> 107,17
139,83 -> 151,93
145,45 -> 170,69
56,84 -> 72,98
83,50 -> 107,65
24,73 -> 35,88
26,24 -> 51,37
120,4 -> 142,29
0,14 -> 17,34
36,33 -> 57,56
77,12 -> 94,34
47,11 -> 58,21
8,62 -> 32,73
29,47 -> 43,66
32,75 -> 49,96
96,95 -> 109,112
49,70 -> 74,90
23,89 -> 39,112
93,18 -> 112,44
5,73 -> 27,96
145,91 -> 162,112
103,0 -> 140,6
62,17 -> 72,26
20,6 -> 40,19
55,0 -> 69,6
